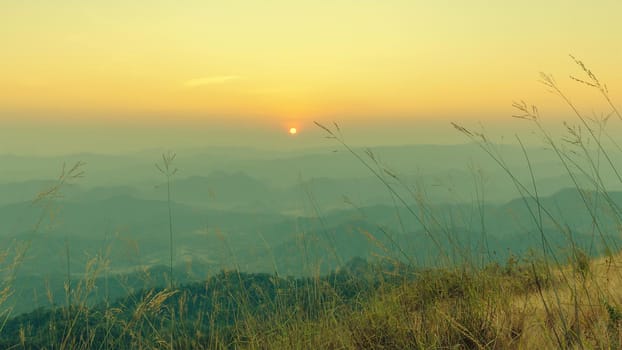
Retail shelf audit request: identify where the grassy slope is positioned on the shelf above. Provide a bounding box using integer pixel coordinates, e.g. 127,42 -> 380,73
2,251 -> 622,349
237,252 -> 622,349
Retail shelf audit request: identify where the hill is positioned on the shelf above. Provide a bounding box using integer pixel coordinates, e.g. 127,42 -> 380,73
2,252 -> 621,349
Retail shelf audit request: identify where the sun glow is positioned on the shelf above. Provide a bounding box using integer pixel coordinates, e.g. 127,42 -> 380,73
289,127 -> 297,135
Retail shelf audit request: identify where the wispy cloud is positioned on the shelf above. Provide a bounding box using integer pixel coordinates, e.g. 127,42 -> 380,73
183,75 -> 242,88
18,78 -> 49,88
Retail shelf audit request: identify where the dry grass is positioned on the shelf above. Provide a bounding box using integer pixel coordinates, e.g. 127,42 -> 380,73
223,252 -> 621,349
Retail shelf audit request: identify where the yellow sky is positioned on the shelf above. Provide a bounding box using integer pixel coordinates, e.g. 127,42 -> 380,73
1,1 -> 621,126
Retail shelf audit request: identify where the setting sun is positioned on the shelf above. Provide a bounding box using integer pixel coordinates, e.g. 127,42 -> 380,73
289,127 -> 297,135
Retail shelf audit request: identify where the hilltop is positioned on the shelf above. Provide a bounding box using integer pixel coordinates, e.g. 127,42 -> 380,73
2,251 -> 621,348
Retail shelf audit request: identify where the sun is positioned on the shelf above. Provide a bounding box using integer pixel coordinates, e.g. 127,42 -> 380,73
289,127 -> 297,135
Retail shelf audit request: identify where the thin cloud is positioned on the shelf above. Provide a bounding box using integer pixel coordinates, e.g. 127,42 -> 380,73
183,75 -> 242,88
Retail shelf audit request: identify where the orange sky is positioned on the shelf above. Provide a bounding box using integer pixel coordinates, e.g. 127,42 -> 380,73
1,1 -> 621,129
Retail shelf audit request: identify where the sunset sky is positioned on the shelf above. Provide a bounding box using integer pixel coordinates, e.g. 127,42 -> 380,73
1,1 -> 621,153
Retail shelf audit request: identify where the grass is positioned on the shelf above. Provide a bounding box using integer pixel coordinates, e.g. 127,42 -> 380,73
155,151 -> 178,290
2,55 -> 622,348
10,254 -> 622,349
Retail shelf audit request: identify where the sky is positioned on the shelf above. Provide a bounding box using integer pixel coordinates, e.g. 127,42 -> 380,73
1,1 -> 621,153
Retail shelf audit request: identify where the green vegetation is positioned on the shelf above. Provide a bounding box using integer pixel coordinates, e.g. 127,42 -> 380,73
0,257 -> 555,349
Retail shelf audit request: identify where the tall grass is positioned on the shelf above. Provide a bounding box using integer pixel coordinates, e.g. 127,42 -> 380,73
311,55 -> 622,348
448,56 -> 622,348
156,151 -> 178,289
